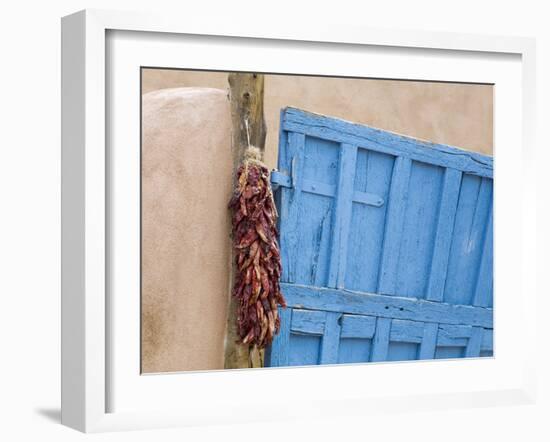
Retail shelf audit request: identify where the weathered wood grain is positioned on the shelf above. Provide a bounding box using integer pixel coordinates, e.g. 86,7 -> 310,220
378,157 -> 412,295
282,107 -> 493,177
419,323 -> 439,359
396,161 -> 444,298
345,149 -> 394,292
265,308 -> 292,367
390,319 -> 424,343
319,312 -> 342,364
465,326 -> 483,357
328,143 -> 357,289
371,318 -> 392,361
281,283 -> 493,328
473,209 -> 493,307
340,314 -> 376,339
279,133 -> 306,284
291,309 -> 326,335
224,73 -> 266,369
267,107 -> 493,367
426,168 -> 462,301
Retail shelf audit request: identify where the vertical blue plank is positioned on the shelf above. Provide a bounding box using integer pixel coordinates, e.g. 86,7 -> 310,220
345,150 -> 394,293
444,176 -> 493,305
319,312 -> 342,364
371,317 -> 392,362
465,326 -> 483,358
396,162 -> 444,299
473,208 -> 493,307
268,308 -> 292,366
294,193 -> 333,286
418,323 -> 439,360
328,143 -> 357,289
378,157 -> 412,295
426,169 -> 462,302
293,137 -> 339,286
279,132 -> 305,283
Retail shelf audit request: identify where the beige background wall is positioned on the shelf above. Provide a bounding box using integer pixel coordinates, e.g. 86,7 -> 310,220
141,69 -> 493,373
142,69 -> 494,168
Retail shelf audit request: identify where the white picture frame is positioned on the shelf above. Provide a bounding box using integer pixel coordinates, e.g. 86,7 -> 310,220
61,9 -> 537,433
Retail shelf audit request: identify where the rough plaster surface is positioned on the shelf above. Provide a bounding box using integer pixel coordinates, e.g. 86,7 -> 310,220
141,87 -> 232,373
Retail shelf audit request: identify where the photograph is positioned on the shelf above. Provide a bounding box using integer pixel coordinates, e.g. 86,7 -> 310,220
140,69 -> 494,373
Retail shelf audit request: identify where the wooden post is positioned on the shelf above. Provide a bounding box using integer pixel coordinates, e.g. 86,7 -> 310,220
224,72 -> 267,369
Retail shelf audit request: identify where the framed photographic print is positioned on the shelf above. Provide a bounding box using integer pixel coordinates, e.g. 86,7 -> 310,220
61,9 -> 537,432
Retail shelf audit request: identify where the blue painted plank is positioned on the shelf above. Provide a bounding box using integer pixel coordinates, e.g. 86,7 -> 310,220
345,149 -> 395,293
435,346 -> 465,359
328,143 -> 357,288
279,132 -> 306,284
426,168 -> 463,302
301,179 -> 335,198
290,309 -> 326,335
299,179 -> 384,207
465,326 -> 483,357
390,319 -> 424,343
378,157 -> 412,295
419,323 -> 439,359
387,342 -> 419,361
281,283 -> 493,328
289,136 -> 341,286
338,338 -> 372,364
371,317 -> 391,362
438,323 -> 473,338
302,136 -> 340,186
282,108 -> 493,178
396,161 -> 445,298
444,176 -> 493,305
436,325 -> 490,356
353,190 -> 385,207
473,208 -> 493,307
437,324 -> 471,347
481,328 -> 493,352
268,308 -> 292,367
437,337 -> 468,347
288,333 -> 322,366
340,314 -> 377,339
293,193 -> 333,286
319,312 -> 342,364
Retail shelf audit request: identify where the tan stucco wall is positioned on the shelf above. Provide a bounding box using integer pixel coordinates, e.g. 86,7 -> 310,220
141,87 -> 233,373
142,69 -> 494,170
141,69 -> 493,373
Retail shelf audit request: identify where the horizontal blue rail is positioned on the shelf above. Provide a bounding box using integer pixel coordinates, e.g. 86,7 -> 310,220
282,107 -> 493,178
281,283 -> 493,329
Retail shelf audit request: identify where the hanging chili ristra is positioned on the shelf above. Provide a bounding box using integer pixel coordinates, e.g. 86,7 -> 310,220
228,146 -> 286,348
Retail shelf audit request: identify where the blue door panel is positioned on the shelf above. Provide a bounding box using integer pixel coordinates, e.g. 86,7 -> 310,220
267,108 -> 493,367
288,334 -> 321,366
345,149 -> 394,292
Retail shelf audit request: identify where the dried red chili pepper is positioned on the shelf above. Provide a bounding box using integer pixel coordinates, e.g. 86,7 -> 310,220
228,147 -> 286,348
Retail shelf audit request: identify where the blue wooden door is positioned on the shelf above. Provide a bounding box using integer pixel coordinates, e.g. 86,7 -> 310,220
266,107 -> 493,367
